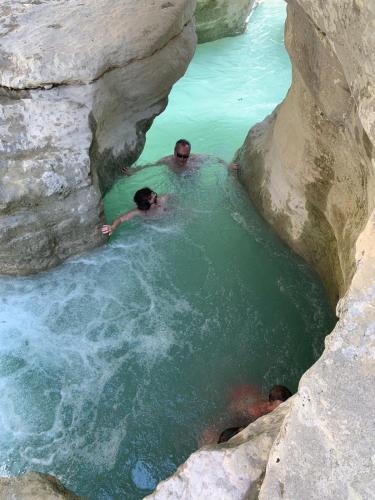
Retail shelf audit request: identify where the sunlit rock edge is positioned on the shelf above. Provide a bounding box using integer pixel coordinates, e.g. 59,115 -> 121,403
195,0 -> 256,43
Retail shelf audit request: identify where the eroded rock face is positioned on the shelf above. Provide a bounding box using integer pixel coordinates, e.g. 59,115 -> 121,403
0,472 -> 83,499
195,0 -> 256,43
236,0 -> 375,305
146,400 -> 291,500
0,0 -> 196,275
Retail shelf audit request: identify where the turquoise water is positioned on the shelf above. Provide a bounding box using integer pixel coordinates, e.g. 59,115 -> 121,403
0,2 -> 335,499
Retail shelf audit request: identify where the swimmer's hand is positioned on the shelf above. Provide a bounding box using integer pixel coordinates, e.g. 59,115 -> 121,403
101,224 -> 113,236
121,165 -> 132,176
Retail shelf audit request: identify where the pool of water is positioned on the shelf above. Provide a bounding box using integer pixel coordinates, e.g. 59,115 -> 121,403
0,1 -> 335,499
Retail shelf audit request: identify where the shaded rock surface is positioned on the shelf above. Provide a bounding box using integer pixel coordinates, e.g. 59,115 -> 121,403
195,0 -> 256,43
0,0 -> 196,275
146,401 -> 291,499
0,472 -> 84,499
236,0 -> 375,306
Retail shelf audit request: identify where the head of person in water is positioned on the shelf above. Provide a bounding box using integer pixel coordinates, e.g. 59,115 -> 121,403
133,187 -> 157,211
174,139 -> 191,167
217,426 -> 244,444
268,385 -> 292,403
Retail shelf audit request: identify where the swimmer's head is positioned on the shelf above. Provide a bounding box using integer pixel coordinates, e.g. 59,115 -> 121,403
217,426 -> 244,444
174,139 -> 191,166
134,187 -> 157,211
269,385 -> 292,403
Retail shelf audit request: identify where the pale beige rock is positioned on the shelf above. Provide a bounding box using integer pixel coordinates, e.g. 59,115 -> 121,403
259,212 -> 375,499
195,0 -> 256,43
0,1 -> 196,275
146,400 -> 291,500
0,472 -> 84,499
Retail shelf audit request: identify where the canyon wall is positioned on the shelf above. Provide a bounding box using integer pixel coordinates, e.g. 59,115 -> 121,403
195,0 -> 256,43
238,1 -> 375,497
0,0 -> 196,275
0,472 -> 83,499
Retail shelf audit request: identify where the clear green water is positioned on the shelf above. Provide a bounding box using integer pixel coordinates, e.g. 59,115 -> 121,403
0,2 -> 335,499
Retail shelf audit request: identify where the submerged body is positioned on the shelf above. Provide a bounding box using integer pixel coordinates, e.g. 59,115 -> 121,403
123,139 -> 239,176
101,188 -> 169,236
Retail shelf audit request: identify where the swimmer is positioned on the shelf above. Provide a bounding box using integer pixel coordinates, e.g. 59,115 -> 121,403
122,139 -> 240,175
199,386 -> 292,447
236,385 -> 292,421
101,187 -> 168,236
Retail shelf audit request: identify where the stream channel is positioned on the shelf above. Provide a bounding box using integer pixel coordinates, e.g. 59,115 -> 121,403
0,1 -> 335,498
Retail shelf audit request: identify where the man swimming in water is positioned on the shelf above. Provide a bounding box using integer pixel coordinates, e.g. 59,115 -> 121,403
101,187 -> 168,236
122,139 -> 239,175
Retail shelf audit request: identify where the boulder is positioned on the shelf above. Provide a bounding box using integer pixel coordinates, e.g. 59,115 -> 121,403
0,0 -> 196,275
0,472 -> 83,499
146,400 -> 291,499
195,0 -> 256,43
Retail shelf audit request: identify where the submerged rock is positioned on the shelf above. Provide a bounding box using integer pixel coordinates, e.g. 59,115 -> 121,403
195,0 -> 256,43
146,400 -> 291,499
0,472 -> 83,499
0,0 -> 196,275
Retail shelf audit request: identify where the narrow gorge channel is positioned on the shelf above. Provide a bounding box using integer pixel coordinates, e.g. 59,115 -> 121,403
0,1 -> 338,499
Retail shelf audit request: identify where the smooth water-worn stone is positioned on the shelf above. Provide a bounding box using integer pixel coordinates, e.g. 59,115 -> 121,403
147,401 -> 291,500
195,0 -> 256,43
260,213 -> 375,499
0,0 -> 196,275
0,472 -> 83,499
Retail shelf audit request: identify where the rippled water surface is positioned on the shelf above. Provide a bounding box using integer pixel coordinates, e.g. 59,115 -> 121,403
0,2 -> 335,499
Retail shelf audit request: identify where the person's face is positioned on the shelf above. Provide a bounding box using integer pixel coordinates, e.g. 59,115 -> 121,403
149,191 -> 157,205
174,144 -> 190,166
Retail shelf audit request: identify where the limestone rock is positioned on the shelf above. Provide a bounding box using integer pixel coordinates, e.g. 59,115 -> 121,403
235,0 -> 375,306
195,0 -> 256,43
147,400 -> 291,499
0,472 -> 83,499
259,213 -> 375,498
0,0 -> 196,275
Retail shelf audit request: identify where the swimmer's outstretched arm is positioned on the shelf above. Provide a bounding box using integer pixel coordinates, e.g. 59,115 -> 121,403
101,209 -> 140,236
121,157 -> 171,176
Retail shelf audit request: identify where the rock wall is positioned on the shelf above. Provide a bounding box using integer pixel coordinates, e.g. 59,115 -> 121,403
147,400 -> 291,500
0,0 -> 196,275
195,0 -> 256,43
236,0 -> 375,306
0,472 -> 83,499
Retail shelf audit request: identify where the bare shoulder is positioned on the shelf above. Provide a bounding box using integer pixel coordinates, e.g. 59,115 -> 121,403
157,155 -> 174,166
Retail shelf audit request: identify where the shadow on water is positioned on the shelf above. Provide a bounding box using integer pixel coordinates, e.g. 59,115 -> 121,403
0,1 -> 335,499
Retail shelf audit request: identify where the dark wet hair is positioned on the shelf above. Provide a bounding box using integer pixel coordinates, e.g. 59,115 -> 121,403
269,385 -> 292,402
217,426 -> 244,444
133,187 -> 154,211
175,139 -> 191,150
